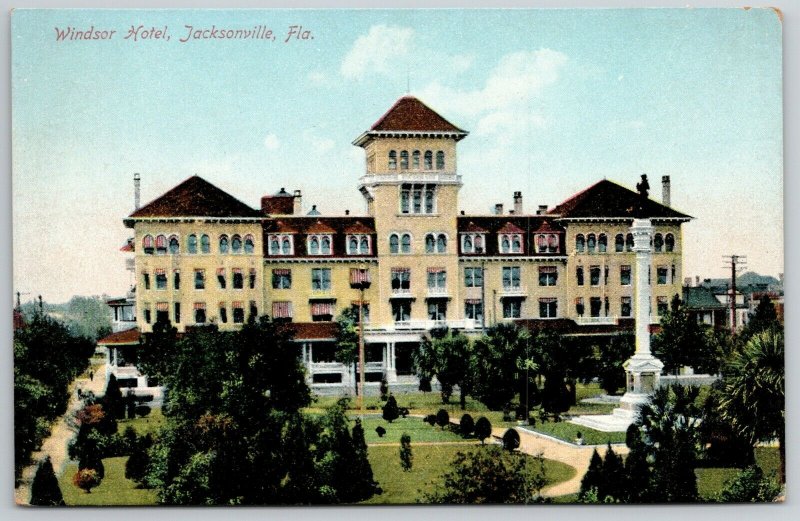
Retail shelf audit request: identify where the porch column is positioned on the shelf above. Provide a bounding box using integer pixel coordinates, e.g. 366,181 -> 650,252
385,342 -> 398,383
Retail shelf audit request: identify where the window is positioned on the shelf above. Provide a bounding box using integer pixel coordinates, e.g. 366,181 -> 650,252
391,268 -> 411,292
657,266 -> 668,285
194,302 -> 206,324
400,150 -> 409,170
589,266 -> 601,286
219,235 -> 229,254
231,235 -> 242,253
388,150 -> 397,170
142,272 -> 151,290
575,234 -> 585,253
233,268 -> 244,289
427,268 -> 446,290
587,234 -> 596,253
169,236 -> 180,254
156,302 -> 169,324
425,234 -> 435,253
272,301 -> 293,322
412,150 -> 420,169
187,234 -> 197,254
233,301 -> 245,323
347,235 -> 371,255
311,268 -> 331,291
217,268 -> 226,289
219,303 -> 228,323
401,233 -> 411,253
194,269 -> 205,290
461,233 -> 486,253
272,269 -> 291,289
576,266 -> 584,286
244,235 -> 255,254
426,233 -> 447,253
174,302 -> 181,324
249,301 -> 258,320
392,301 -> 411,322
389,234 -> 399,254
249,269 -> 257,289
502,266 -> 521,289
436,151 -> 445,169
464,267 -> 483,287
201,234 -> 210,254
499,234 -> 522,254
143,304 -> 151,324
502,298 -> 522,319
350,302 -> 370,324
615,234 -> 624,253
539,298 -> 558,318
173,270 -> 180,290
654,233 -> 664,253
598,234 -> 607,253
350,268 -> 371,287
400,184 -> 436,214
155,269 -> 167,290
590,297 -> 602,317
156,235 -> 167,255
311,301 -> 334,322
665,234 -> 675,252
268,234 -> 293,255
626,233 -> 634,252
142,235 -> 154,254
464,300 -> 483,322
282,237 -> 291,255
621,297 -> 632,317
428,300 -> 447,321
575,297 -> 585,317
308,234 -> 332,256
424,150 -> 433,170
657,296 -> 669,316
620,265 -> 631,286
539,266 -> 558,286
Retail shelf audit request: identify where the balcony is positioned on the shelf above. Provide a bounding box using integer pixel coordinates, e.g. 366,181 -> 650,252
575,316 -> 619,326
499,285 -> 527,296
366,318 -> 481,332
310,287 -> 333,298
426,286 -> 449,298
390,287 -> 413,297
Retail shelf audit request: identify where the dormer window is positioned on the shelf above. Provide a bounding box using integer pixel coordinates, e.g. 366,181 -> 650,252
535,233 -> 559,254
347,234 -> 371,255
499,233 -> 522,254
308,234 -> 333,256
461,233 -> 486,254
142,235 -> 155,255
155,235 -> 167,255
268,234 -> 294,256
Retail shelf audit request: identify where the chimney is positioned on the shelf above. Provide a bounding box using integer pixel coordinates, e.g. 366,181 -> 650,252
345,209 -> 350,215
513,191 -> 523,214
684,277 -> 692,287
460,210 -> 465,215
293,189 -> 302,215
261,187 -> 295,215
662,175 -> 671,207
133,173 -> 141,210
695,276 -> 700,287
494,203 -> 504,215
536,205 -> 548,215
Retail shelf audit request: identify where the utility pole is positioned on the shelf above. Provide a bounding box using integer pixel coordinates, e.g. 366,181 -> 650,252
353,265 -> 371,417
722,255 -> 747,335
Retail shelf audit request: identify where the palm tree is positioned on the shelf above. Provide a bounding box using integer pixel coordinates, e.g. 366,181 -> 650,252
718,328 -> 785,483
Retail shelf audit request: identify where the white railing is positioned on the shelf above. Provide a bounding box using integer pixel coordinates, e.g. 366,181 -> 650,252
390,287 -> 413,296
360,172 -> 461,185
366,318 -> 480,332
499,285 -> 527,296
427,286 -> 449,297
575,316 -> 619,326
310,288 -> 333,297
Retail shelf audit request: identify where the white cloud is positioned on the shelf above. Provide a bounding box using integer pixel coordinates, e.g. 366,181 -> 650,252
307,71 -> 328,85
340,25 -> 414,80
263,133 -> 280,150
303,129 -> 335,154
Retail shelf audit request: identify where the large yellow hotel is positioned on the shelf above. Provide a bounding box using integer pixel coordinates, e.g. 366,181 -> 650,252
100,96 -> 690,391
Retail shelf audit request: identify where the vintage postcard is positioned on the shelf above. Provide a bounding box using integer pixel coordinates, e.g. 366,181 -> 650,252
12,8 -> 784,506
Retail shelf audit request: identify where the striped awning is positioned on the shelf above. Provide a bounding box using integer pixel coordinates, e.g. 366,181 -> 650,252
537,235 -> 548,248
173,268 -> 180,274
233,268 -> 243,275
575,297 -> 584,305
350,268 -> 371,284
194,302 -> 206,310
250,268 -> 257,276
539,298 -> 558,303
311,302 -> 334,316
156,302 -> 169,311
154,268 -> 166,275
391,267 -> 411,274
142,235 -> 154,248
273,269 -> 290,276
217,268 -> 226,276
465,299 -> 482,305
232,301 -> 244,309
427,267 -> 445,273
272,301 -> 293,318
155,235 -> 166,248
539,266 -> 557,273
351,300 -> 369,306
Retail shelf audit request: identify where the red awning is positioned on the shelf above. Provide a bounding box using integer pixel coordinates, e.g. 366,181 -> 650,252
539,266 -> 557,273
311,302 -> 334,316
156,302 -> 168,311
350,268 -> 371,284
272,301 -> 293,318
194,302 -> 206,310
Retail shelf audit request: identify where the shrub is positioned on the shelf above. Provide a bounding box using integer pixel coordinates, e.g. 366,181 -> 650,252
459,414 -> 474,437
379,376 -> 389,401
579,449 -> 604,500
375,426 -> 386,438
125,438 -> 151,485
475,416 -> 492,444
126,395 -> 137,419
435,409 -> 450,430
418,377 -> 432,393
134,405 -> 152,417
382,395 -> 399,423
718,465 -> 781,503
30,457 -> 65,506
399,433 -> 413,472
103,374 -> 125,420
502,429 -> 520,451
399,407 -> 410,418
424,414 -> 437,426
72,468 -> 101,494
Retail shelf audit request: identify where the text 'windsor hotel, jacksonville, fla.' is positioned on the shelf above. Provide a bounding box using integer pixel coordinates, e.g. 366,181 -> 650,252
98,95 -> 691,393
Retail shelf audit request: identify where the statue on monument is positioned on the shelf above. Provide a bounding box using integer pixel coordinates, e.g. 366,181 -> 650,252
635,174 -> 650,217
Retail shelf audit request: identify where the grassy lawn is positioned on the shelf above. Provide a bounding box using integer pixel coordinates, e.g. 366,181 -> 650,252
528,421 -> 626,445
116,407 -> 165,437
695,447 -> 781,501
363,444 -> 575,504
357,415 -> 470,444
59,456 -> 158,506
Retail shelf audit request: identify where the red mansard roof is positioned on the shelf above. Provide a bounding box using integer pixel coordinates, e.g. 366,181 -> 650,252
497,222 -> 525,234
461,221 -> 489,233
344,220 -> 376,234
306,220 -> 337,234
128,176 -> 261,219
370,95 -> 467,133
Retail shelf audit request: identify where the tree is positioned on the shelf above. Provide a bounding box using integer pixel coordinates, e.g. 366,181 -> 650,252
474,416 -> 492,445
424,446 -> 547,504
579,449 -> 603,500
472,323 -> 532,410
103,374 -> 125,421
382,395 -> 399,423
740,295 -> 780,342
73,468 -> 101,494
30,457 -> 65,506
698,382 -> 754,467
436,409 -> 450,430
530,330 -> 574,416
718,328 -> 785,484
418,377 -> 432,393
459,414 -> 474,437
333,308 -> 360,395
718,465 -> 781,503
379,375 -> 389,401
414,329 -> 475,409
501,429 -> 520,451
595,335 -> 634,395
652,296 -> 709,374
125,434 -> 153,485
599,444 -> 626,501
399,433 -> 413,472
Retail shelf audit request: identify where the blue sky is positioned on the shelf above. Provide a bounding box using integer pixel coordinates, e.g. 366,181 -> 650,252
12,8 -> 783,302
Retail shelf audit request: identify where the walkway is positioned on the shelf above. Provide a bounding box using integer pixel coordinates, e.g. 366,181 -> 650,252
15,358 -> 107,505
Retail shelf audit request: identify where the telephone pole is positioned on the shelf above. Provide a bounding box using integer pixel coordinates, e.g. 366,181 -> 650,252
722,255 -> 747,335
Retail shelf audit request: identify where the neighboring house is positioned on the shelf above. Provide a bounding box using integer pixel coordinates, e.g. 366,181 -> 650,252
692,272 -> 783,331
683,286 -> 727,329
99,95 -> 692,392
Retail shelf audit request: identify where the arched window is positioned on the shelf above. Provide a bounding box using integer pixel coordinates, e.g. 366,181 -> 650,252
401,234 -> 412,254
270,237 -> 280,255
464,235 -> 473,252
665,233 -> 675,252
537,234 -> 548,253
201,234 -> 210,254
626,233 -> 634,252
575,234 -> 585,253
436,151 -> 445,170
389,234 -> 399,254
187,234 -> 197,254
321,236 -> 331,255
654,233 -> 664,253
231,235 -> 242,253
512,236 -> 521,253
281,237 -> 291,255
426,234 -> 436,253
598,234 -> 607,253
142,235 -> 154,254
349,236 -> 358,253
219,235 -> 229,254
388,150 -> 397,170
437,234 -> 447,253
244,235 -> 255,254
500,236 -> 510,253
587,234 -> 596,253
424,150 -> 433,170
547,234 -> 558,253
309,236 -> 320,255
169,235 -> 179,254
400,150 -> 409,170
360,236 -> 369,254
615,234 -> 624,252
155,235 -> 167,254
412,150 -> 420,169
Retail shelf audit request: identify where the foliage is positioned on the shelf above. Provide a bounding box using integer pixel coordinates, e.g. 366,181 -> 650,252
474,416 -> 492,445
30,457 -> 65,506
579,449 -> 603,500
399,433 -> 413,472
652,296 -> 716,374
379,376 -> 389,401
698,382 -> 754,467
471,323 -> 534,411
333,308 -> 360,395
382,395 -> 399,423
375,426 -> 386,437
423,414 -> 436,426
423,445 -> 547,504
717,465 -> 781,503
103,375 -> 125,421
459,414 -> 474,437
414,328 -> 475,408
134,320 -> 179,384
595,335 -> 634,395
739,295 -> 780,343
418,377 -> 432,393
718,328 -> 785,483
73,468 -> 102,494
435,409 -> 450,429
502,429 -> 520,451
600,444 -> 626,501
125,434 -> 153,485
531,330 -> 575,415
